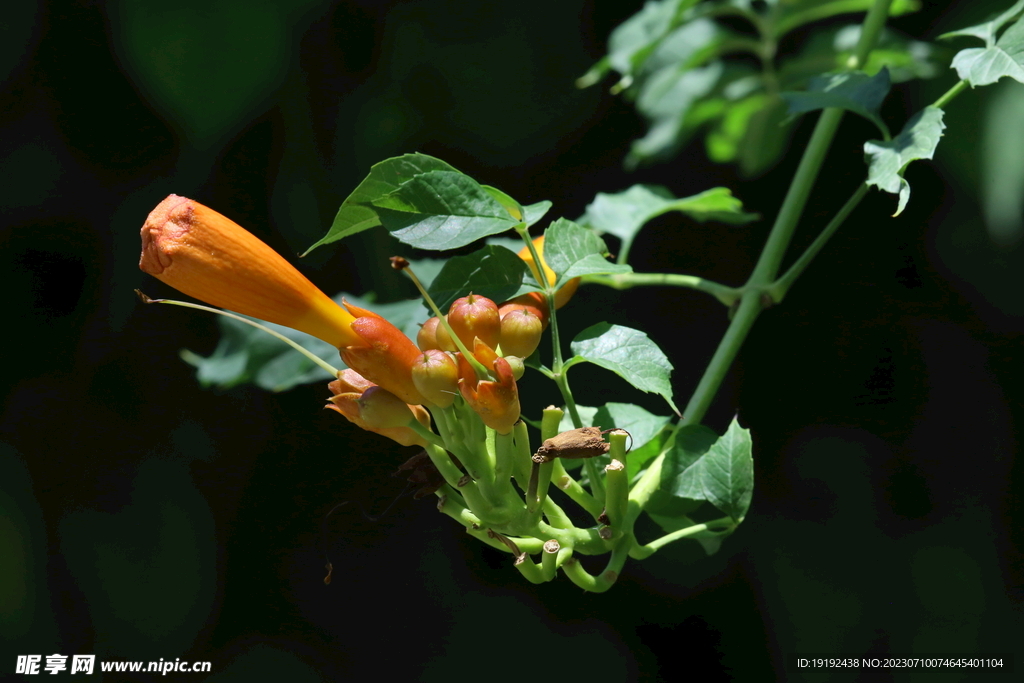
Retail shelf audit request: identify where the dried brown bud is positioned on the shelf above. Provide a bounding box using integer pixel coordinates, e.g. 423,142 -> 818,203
532,426 -> 610,463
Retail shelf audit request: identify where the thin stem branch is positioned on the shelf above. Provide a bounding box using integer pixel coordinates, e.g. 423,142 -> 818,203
581,272 -> 740,307
932,79 -> 968,110
767,183 -> 870,302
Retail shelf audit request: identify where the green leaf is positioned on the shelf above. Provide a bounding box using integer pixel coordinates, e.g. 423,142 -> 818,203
481,185 -> 525,221
181,293 -> 426,392
581,184 -> 758,263
542,218 -> 632,286
775,0 -> 920,38
304,154 -> 460,255
605,0 -> 702,79
782,68 -> 891,136
698,417 -> 754,521
864,106 -> 945,216
948,15 -> 1024,86
940,0 -> 1024,45
628,61 -> 728,166
371,171 -> 521,250
568,323 -> 678,413
522,200 -> 553,227
659,418 -> 753,522
425,245 -> 528,312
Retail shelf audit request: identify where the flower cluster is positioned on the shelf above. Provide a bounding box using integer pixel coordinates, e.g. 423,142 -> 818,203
138,195 -> 575,444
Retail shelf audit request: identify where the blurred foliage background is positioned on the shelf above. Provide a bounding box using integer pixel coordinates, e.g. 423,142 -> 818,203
1,0 -> 1021,680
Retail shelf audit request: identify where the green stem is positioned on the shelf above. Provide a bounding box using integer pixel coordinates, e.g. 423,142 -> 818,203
628,0 -> 893,509
630,516 -> 736,559
550,460 -> 604,519
767,183 -> 870,302
561,539 -> 629,593
604,432 -> 629,531
848,0 -> 894,69
932,79 -> 968,110
580,272 -> 740,307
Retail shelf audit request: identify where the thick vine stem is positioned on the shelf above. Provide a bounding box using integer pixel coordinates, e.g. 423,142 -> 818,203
629,0 -> 895,509
561,539 -> 629,593
603,431 -> 629,531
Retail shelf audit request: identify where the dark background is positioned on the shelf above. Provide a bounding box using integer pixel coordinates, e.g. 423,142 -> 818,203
2,1 -> 1021,680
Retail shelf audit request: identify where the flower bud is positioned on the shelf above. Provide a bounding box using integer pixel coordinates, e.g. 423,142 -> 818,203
458,339 -> 520,434
357,386 -> 416,429
504,355 -> 525,380
417,316 -> 441,351
411,350 -> 459,408
340,306 -> 428,406
326,371 -> 432,447
499,307 -> 543,358
448,294 -> 500,350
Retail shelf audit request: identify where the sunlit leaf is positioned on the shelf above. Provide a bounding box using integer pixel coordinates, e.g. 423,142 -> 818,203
948,15 -> 1024,86
940,0 -> 1024,45
371,171 -> 521,250
567,323 -> 677,413
542,218 -> 632,286
581,184 -> 757,263
305,153 -> 461,254
864,106 -> 945,216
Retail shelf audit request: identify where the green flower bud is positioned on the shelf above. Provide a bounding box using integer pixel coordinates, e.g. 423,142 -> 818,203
357,386 -> 416,429
499,307 -> 543,358
411,350 -> 460,408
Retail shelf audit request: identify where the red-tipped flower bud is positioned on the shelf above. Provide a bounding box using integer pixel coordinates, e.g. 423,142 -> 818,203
457,339 -> 520,434
448,294 -> 500,350
500,307 -> 543,358
411,350 -> 459,408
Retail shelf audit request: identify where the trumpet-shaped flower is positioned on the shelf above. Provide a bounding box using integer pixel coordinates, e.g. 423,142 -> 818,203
140,195 -> 360,348
139,195 -> 426,405
457,339 -> 520,434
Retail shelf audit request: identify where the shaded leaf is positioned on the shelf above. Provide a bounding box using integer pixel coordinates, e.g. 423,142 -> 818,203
372,171 -> 521,250
864,106 -> 945,215
775,0 -> 920,38
782,68 -> 891,135
658,418 -> 753,522
542,218 -> 632,286
568,323 -> 677,412
426,245 -> 528,312
305,154 -> 460,254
